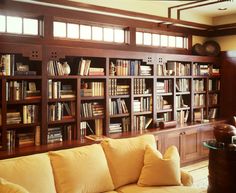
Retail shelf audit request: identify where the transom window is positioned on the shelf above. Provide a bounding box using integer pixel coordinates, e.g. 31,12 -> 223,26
136,31 -> 188,49
0,15 -> 40,36
53,21 -> 126,44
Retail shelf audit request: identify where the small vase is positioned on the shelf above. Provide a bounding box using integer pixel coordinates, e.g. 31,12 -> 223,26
62,62 -> 71,75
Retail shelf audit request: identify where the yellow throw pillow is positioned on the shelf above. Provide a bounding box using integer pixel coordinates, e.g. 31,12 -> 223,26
138,145 -> 181,186
49,144 -> 114,193
0,178 -> 29,193
101,134 -> 157,188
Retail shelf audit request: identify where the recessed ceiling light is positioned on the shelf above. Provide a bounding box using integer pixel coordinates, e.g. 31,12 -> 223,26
218,8 -> 227,10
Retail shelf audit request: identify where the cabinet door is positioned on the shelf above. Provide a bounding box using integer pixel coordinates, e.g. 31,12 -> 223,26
162,131 -> 181,156
200,126 -> 214,158
181,128 -> 200,164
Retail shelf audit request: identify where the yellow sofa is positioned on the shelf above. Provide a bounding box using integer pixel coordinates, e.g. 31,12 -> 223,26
0,134 -> 204,193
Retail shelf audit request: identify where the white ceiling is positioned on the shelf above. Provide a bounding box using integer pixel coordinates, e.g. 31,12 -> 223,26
157,0 -> 236,17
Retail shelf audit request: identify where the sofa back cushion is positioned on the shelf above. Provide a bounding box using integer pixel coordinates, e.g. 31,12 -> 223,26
49,144 -> 114,193
101,134 -> 156,188
0,153 -> 57,193
0,177 -> 30,193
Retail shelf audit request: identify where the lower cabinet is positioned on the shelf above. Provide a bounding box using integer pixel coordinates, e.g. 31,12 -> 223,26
156,125 -> 214,165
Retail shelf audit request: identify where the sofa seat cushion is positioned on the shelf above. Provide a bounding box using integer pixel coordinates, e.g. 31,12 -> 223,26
117,184 -> 204,193
0,178 -> 29,193
138,145 -> 181,186
49,144 -> 114,193
101,134 -> 156,188
0,154 -> 57,193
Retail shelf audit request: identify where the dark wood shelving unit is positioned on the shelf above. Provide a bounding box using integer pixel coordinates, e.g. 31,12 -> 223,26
0,1 -> 230,163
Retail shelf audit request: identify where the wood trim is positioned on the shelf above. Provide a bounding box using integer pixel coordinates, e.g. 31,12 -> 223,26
20,0 -> 212,30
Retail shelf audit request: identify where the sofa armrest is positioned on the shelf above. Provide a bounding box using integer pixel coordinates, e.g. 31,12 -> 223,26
181,169 -> 193,186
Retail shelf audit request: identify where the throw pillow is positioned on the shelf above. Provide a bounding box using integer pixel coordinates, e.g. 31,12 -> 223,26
0,178 -> 29,193
101,134 -> 157,188
49,144 -> 114,193
138,145 -> 181,186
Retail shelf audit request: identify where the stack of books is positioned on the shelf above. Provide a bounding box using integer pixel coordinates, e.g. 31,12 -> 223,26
47,127 -> 63,143
7,112 -> 21,124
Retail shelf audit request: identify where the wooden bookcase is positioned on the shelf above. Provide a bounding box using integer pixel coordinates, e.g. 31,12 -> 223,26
0,43 -> 222,150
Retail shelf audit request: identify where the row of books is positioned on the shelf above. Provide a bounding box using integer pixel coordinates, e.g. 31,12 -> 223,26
7,112 -> 21,124
6,81 -> 40,101
80,102 -> 104,118
209,79 -> 220,91
48,80 -> 75,99
192,64 -> 209,76
47,60 -> 70,76
176,95 -> 189,109
23,105 -> 39,124
176,79 -> 190,92
133,97 -> 152,112
193,79 -> 205,92
177,110 -> 189,124
194,94 -> 205,107
49,125 -> 72,143
167,62 -> 191,76
48,102 -> 74,121
157,80 -> 172,93
110,60 -> 152,76
156,112 -> 172,125
209,93 -> 218,106
109,117 -> 130,133
78,59 -> 105,76
80,82 -> 104,97
133,116 -> 152,131
108,79 -> 129,96
0,54 -> 15,76
134,78 -> 150,94
156,96 -> 172,110
80,119 -> 104,137
109,98 -> 129,115
6,126 -> 40,149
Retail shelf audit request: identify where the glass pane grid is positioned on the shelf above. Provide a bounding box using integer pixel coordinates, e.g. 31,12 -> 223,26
136,31 -> 187,49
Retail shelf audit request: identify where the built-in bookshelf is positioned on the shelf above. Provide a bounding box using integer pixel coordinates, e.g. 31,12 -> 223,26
0,52 -> 42,150
0,45 -> 222,151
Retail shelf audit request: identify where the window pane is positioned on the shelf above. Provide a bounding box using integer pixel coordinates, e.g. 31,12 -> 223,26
67,23 -> 79,39
152,34 -> 160,46
53,21 -> 66,37
114,29 -> 124,43
176,36 -> 183,48
168,36 -> 176,47
23,18 -> 38,35
7,16 -> 22,34
92,26 -> 103,41
143,33 -> 152,45
104,27 -> 113,42
80,25 -> 91,40
160,35 -> 168,47
0,15 -> 6,32
136,32 -> 143,45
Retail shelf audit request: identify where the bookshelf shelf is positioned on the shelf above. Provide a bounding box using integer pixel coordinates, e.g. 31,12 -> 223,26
110,113 -> 130,118
5,123 -> 39,129
6,99 -> 41,104
48,76 -> 78,79
134,111 -> 152,115
48,98 -> 76,102
48,119 -> 76,125
5,76 -> 42,80
176,91 -> 191,95
80,116 -> 105,121
80,76 -> 106,79
156,92 -> 173,96
134,94 -> 152,97
80,96 -> 105,100
193,106 -> 206,109
157,109 -> 173,113
109,95 -> 130,99
177,107 -> 190,111
193,91 -> 207,94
